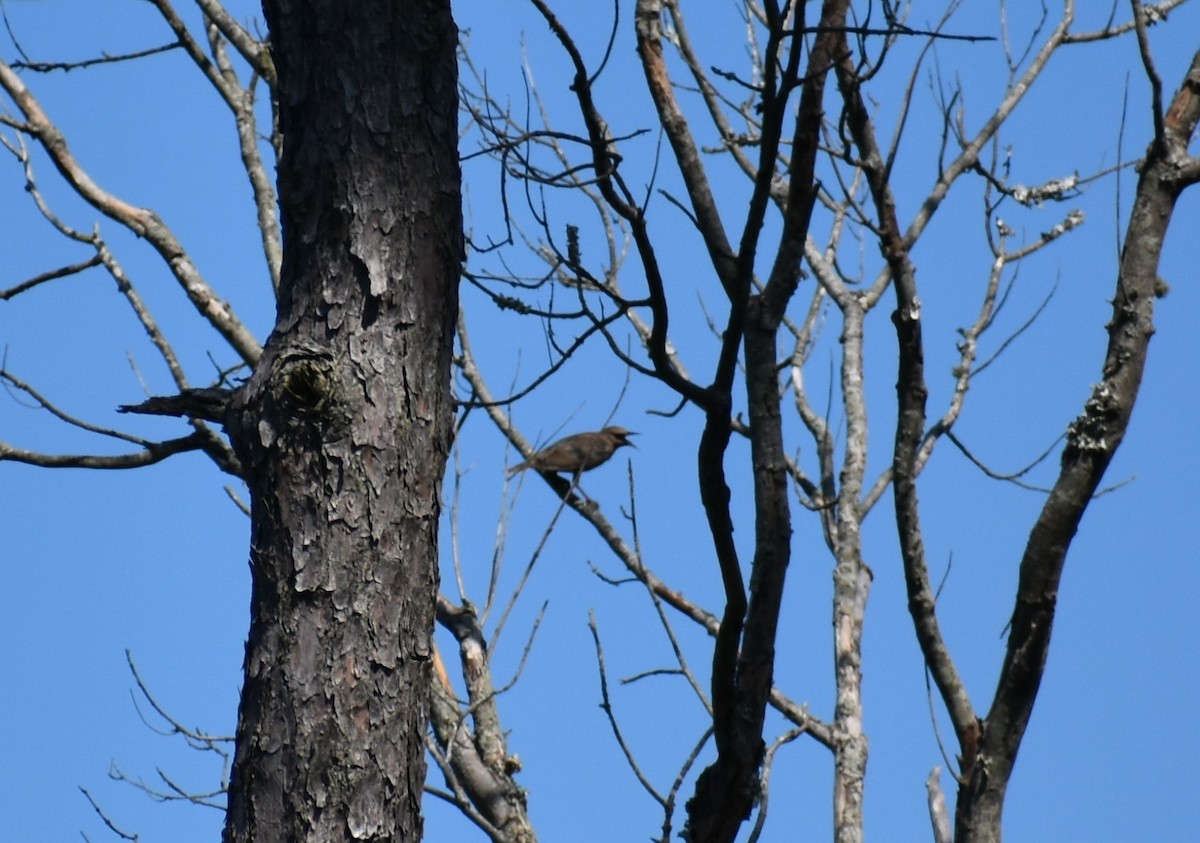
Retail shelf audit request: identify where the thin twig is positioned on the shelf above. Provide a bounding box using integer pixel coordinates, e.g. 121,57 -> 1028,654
588,610 -> 665,806
0,255 -> 102,299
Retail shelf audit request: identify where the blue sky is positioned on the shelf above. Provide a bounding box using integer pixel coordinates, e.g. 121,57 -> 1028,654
2,2 -> 1198,841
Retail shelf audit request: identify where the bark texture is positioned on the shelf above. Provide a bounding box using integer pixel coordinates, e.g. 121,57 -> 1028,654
223,2 -> 461,841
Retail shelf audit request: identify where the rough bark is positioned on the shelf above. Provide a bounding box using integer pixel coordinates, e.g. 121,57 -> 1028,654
222,2 -> 461,841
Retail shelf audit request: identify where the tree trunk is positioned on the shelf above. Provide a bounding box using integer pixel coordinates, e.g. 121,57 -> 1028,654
223,2 -> 461,841
953,48 -> 1200,843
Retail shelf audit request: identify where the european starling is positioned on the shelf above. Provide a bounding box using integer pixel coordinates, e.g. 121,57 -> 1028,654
507,426 -> 636,476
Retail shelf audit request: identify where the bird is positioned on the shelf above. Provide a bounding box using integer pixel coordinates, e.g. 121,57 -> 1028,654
507,426 -> 636,476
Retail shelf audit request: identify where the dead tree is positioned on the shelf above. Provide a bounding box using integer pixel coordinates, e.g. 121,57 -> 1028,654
456,2 -> 1200,842
1,2 -> 1197,842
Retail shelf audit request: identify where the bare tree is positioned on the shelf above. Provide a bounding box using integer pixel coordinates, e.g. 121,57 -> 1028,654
454,2 -> 1200,841
1,2 -> 1197,843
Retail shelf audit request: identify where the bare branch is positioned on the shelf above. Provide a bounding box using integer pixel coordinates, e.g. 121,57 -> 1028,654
458,308 -> 829,745
1,366 -> 168,446
98,652 -> 234,812
0,255 -> 102,300
206,21 -> 282,294
194,0 -> 276,84
79,788 -> 140,842
1062,0 -> 1186,43
834,25 -> 979,767
0,433 -> 209,469
0,58 -> 262,365
925,767 -> 953,843
1130,0 -> 1166,143
746,728 -> 806,843
635,0 -> 738,293
12,42 -> 181,73
423,728 -> 509,843
902,5 -> 1076,252
945,430 -> 1059,492
588,610 -> 668,807
959,43 -> 1200,839
523,0 -> 709,409
428,607 -> 536,843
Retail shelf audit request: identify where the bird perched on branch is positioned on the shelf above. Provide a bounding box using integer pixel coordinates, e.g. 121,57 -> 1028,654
507,426 -> 636,476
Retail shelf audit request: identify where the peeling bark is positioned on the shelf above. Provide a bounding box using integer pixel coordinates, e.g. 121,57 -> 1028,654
222,2 -> 461,841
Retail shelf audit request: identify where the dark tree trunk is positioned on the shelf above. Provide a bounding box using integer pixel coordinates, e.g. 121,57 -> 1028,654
223,2 -> 461,841
953,49 -> 1200,843
681,2 -> 846,839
